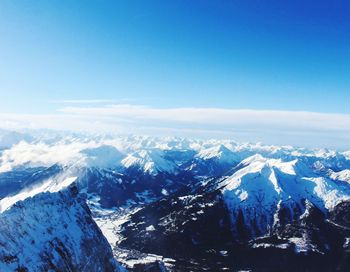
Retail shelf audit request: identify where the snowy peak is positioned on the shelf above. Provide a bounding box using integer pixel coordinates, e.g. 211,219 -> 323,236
221,154 -> 350,236
1,131 -> 350,271
0,185 -> 123,271
121,149 -> 178,175
197,144 -> 238,164
81,145 -> 125,168
184,144 -> 239,176
236,154 -> 298,175
0,174 -> 78,213
329,169 -> 350,183
1,132 -> 349,176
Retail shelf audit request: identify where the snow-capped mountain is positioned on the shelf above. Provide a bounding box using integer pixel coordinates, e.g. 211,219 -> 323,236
221,154 -> 350,237
1,130 -> 350,271
0,129 -> 34,149
197,144 -> 237,162
329,169 -> 350,183
119,157 -> 350,270
183,144 -> 239,176
121,149 -> 179,175
0,183 -> 125,272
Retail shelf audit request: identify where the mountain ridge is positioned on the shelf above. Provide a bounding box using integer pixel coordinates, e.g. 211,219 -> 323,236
1,132 -> 350,271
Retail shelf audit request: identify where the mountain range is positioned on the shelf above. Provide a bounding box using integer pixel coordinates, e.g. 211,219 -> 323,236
0,130 -> 350,271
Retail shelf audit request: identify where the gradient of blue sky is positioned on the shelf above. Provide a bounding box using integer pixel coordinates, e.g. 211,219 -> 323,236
1,0 -> 350,114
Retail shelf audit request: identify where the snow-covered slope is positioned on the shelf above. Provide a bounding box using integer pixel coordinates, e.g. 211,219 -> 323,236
182,144 -> 239,176
1,133 -> 350,214
81,145 -> 125,168
118,153 -> 350,270
1,131 -> 349,176
221,155 -> 350,236
0,175 -> 77,212
0,185 -> 125,272
196,144 -> 237,163
329,169 -> 350,183
121,149 -> 178,175
1,131 -> 350,271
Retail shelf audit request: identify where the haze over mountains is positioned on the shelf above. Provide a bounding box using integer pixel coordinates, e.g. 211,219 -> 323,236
2,0 -> 350,271
0,129 -> 350,271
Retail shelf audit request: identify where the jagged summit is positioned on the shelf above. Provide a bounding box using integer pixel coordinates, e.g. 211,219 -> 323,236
1,131 -> 350,271
121,149 -> 178,175
0,185 -> 124,272
221,155 -> 350,237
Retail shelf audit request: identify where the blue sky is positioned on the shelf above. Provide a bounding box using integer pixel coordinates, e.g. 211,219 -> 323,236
0,1 -> 350,148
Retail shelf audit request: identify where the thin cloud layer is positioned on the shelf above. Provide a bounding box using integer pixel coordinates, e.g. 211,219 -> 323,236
51,99 -> 117,104
1,104 -> 350,149
60,104 -> 350,132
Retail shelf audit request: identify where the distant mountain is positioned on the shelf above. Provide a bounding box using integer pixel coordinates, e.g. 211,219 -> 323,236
183,144 -> 239,176
121,149 -> 179,175
120,159 -> 350,271
0,129 -> 34,149
0,132 -> 350,271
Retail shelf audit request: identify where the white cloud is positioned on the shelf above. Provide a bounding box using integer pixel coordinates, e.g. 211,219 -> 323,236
0,141 -> 86,172
59,104 -> 350,132
1,104 -> 350,149
51,99 -> 117,104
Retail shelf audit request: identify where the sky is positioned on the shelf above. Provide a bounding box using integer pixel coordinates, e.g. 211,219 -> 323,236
0,0 -> 350,149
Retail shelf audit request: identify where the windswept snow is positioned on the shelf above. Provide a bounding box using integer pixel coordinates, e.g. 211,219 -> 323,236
0,132 -> 350,239
0,186 -> 123,272
0,130 -> 350,270
0,176 -> 77,212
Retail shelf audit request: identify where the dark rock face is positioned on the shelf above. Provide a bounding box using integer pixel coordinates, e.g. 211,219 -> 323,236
119,181 -> 350,272
2,137 -> 350,272
331,200 -> 350,228
131,261 -> 166,272
121,191 -> 233,257
0,185 -> 123,272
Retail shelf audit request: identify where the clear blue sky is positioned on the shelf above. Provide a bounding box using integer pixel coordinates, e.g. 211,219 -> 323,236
0,0 -> 349,114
